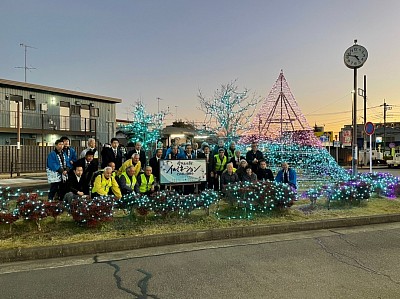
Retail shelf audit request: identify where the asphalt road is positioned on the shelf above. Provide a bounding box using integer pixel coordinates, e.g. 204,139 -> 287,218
1,222 -> 400,299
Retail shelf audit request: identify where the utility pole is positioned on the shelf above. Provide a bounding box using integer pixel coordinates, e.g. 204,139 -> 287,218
382,99 -> 392,153
156,97 -> 163,115
156,97 -> 165,123
15,43 -> 37,82
358,75 -> 367,165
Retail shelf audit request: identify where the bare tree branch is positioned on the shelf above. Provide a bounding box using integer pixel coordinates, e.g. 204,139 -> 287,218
198,80 -> 261,140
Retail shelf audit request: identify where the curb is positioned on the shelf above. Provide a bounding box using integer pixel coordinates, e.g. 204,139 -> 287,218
1,213 -> 400,263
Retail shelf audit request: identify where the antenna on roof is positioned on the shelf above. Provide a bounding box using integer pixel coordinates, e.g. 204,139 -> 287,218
15,43 -> 37,82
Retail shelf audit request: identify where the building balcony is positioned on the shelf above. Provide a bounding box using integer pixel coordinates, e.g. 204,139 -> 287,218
0,110 -> 97,136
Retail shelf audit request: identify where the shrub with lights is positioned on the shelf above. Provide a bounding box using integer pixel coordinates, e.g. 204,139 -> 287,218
222,181 -> 296,217
301,188 -> 325,205
43,200 -> 65,220
356,172 -> 400,198
0,187 -> 19,228
70,196 -> 114,227
16,193 -> 47,230
325,180 -> 371,206
178,189 -> 219,216
114,189 -> 219,218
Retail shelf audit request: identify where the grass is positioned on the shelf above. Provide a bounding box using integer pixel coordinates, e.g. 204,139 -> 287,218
1,196 -> 400,250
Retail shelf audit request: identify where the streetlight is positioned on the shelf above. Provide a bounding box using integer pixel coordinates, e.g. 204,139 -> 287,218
10,95 -> 23,176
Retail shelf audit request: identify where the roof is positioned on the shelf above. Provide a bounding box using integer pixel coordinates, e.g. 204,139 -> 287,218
0,78 -> 122,103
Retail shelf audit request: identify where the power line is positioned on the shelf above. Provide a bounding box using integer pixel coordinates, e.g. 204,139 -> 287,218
305,105 -> 381,116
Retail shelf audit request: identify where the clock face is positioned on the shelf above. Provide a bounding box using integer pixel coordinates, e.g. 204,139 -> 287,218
344,45 -> 368,69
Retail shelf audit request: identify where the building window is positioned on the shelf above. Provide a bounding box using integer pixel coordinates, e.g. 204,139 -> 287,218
71,105 -> 81,116
90,107 -> 99,117
24,99 -> 36,110
60,101 -> 70,108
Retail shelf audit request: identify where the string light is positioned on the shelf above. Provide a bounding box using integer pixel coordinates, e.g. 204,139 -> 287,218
1,170 -> 400,227
118,101 -> 167,150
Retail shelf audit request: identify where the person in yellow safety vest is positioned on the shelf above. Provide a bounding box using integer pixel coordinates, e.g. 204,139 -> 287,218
119,165 -> 139,195
107,161 -> 117,178
118,153 -> 141,177
91,166 -> 122,199
137,166 -> 158,195
213,148 -> 228,191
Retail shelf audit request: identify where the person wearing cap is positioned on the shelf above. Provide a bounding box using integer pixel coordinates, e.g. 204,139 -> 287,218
213,147 -> 228,191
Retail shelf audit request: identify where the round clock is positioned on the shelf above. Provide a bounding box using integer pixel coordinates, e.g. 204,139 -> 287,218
344,44 -> 368,69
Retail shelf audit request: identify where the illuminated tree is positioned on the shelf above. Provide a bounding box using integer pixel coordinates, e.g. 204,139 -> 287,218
119,101 -> 167,150
198,80 -> 260,141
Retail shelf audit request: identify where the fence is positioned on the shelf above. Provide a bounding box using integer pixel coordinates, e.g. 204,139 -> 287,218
0,145 -> 86,175
0,145 -> 139,175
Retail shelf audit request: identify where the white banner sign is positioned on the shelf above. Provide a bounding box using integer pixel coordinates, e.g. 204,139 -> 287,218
160,159 -> 207,184
342,130 -> 352,147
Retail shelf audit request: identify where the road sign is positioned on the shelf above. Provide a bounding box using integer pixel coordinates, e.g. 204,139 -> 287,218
333,141 -> 340,147
364,122 -> 375,135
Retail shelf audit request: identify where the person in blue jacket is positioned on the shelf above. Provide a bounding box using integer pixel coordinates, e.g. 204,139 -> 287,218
47,139 -> 69,200
60,136 -> 77,169
275,162 -> 297,189
164,137 -> 184,159
177,143 -> 196,159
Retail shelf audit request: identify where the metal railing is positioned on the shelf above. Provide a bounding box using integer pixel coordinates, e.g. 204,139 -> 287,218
1,109 -> 96,132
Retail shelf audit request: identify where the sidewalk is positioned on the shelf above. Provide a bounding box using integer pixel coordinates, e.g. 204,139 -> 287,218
1,213 -> 400,263
0,173 -> 48,189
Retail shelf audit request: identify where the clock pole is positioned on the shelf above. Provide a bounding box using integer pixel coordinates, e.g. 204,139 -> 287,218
344,39 -> 368,176
352,67 -> 358,176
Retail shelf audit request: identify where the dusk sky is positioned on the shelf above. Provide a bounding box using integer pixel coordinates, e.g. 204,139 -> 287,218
1,0 -> 400,134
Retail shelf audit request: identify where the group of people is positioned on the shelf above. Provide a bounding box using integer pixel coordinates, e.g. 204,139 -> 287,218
190,140 -> 297,192
46,137 -> 297,203
46,137 -> 158,203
